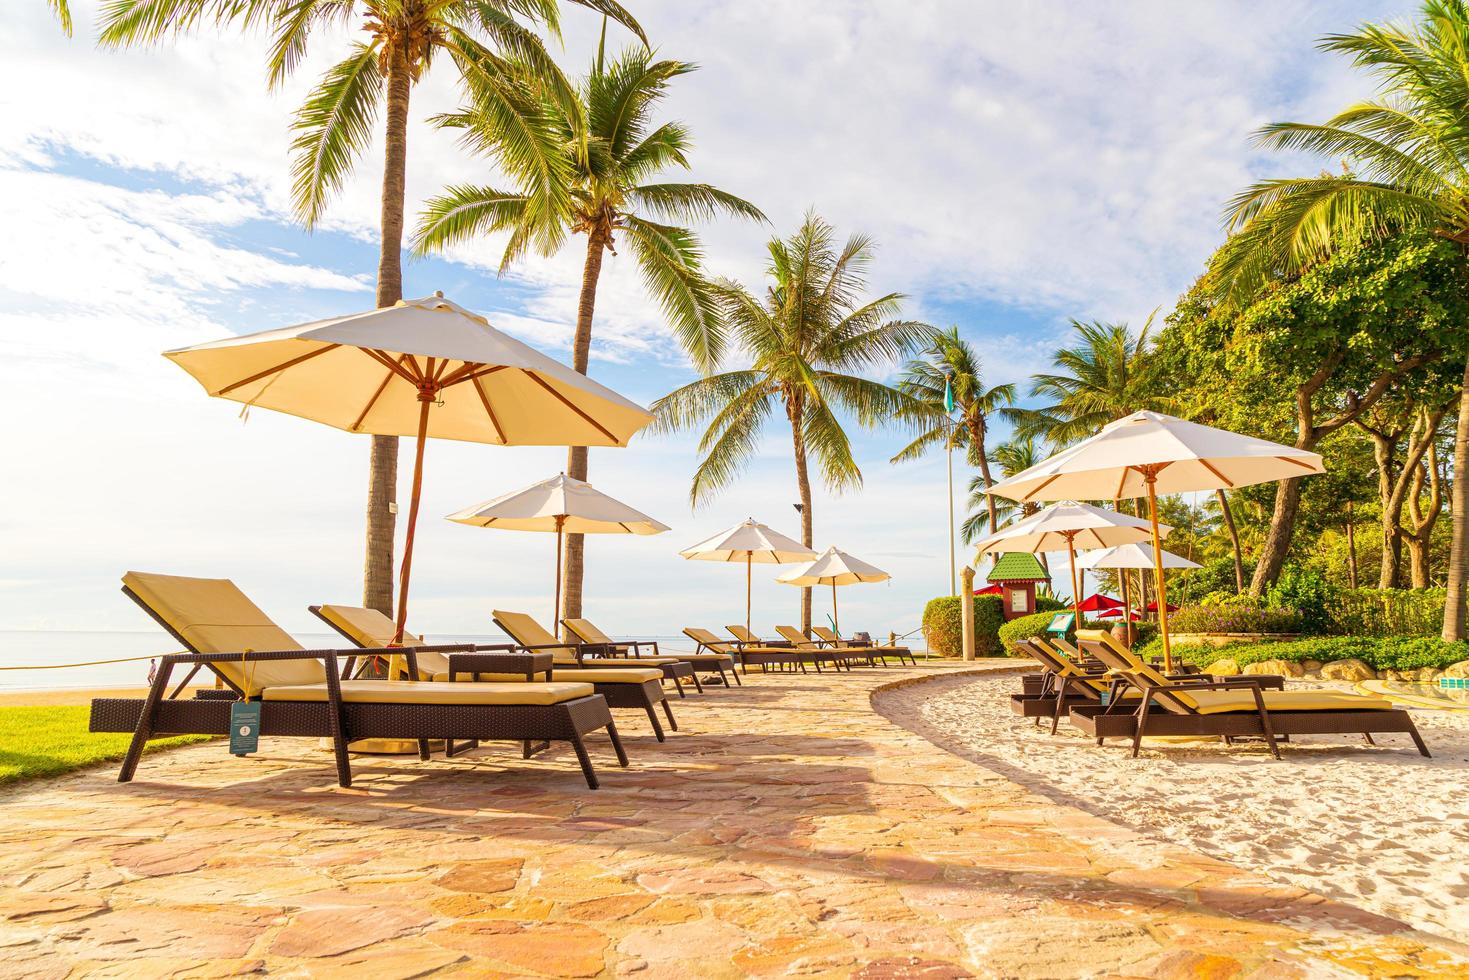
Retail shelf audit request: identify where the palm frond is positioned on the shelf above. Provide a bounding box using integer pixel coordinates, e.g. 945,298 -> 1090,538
50,0 -> 74,36
412,186 -> 533,270
288,41 -> 382,227
801,397 -> 862,494
648,370 -> 766,434
622,215 -> 725,374
627,183 -> 767,225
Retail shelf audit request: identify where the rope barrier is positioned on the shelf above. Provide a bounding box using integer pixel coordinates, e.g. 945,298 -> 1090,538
0,654 -> 172,670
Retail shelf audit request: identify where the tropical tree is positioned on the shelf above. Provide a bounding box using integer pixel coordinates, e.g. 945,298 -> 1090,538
414,39 -> 763,624
649,213 -> 931,629
98,0 -> 644,616
1210,0 -> 1469,638
890,327 -> 1016,534
1021,318 -> 1174,446
960,437 -> 1045,543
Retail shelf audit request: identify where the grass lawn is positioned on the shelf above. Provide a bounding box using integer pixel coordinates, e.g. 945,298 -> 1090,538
0,705 -> 211,786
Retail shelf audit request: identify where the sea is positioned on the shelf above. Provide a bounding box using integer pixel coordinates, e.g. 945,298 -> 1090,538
0,631 -> 696,692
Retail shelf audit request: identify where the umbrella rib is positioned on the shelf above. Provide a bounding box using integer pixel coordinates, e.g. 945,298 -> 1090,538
471,375 -> 506,443
217,343 -> 340,395
364,348 -> 420,384
1023,474 -> 1061,502
350,355 -> 405,432
1114,468 -> 1128,501
1275,455 -> 1317,471
1195,459 -> 1232,487
523,370 -> 619,444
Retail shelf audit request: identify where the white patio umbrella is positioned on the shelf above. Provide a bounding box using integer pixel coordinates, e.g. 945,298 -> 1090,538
986,410 -> 1324,668
1075,542 -> 1201,629
971,503 -> 1166,629
776,546 -> 890,633
680,518 -> 817,634
446,473 -> 669,626
165,293 -> 653,642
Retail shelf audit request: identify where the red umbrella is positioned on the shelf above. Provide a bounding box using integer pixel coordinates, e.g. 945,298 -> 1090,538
1145,601 -> 1179,613
1098,608 -> 1143,621
973,583 -> 1004,596
1076,593 -> 1123,613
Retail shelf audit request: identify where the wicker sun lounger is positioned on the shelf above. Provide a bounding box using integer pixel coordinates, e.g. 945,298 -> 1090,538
684,628 -> 804,673
810,626 -> 916,666
773,625 -> 856,671
92,572 -> 626,789
1069,630 -> 1431,759
561,618 -> 739,687
492,611 -> 679,740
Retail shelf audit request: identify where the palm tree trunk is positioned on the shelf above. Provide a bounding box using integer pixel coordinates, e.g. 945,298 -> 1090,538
561,227 -> 608,632
787,396 -> 814,631
970,418 -> 998,534
1443,359 -> 1469,641
1216,489 -> 1244,593
362,41 -> 412,615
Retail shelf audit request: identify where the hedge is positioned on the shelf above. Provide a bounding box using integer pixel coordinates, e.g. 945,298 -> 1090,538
1169,604 -> 1304,635
997,611 -> 1062,654
921,595 -> 1005,657
1134,634 -> 1469,673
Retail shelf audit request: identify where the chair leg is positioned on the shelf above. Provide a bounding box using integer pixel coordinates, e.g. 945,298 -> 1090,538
417,739 -> 431,761
661,698 -> 678,732
1131,696 -> 1151,759
1405,718 -> 1432,757
119,662 -> 171,783
167,663 -> 202,700
1050,677 -> 1070,736
569,734 -> 600,789
1362,732 -> 1376,745
329,716 -> 352,788
670,674 -> 685,698
690,671 -> 704,694
606,721 -> 629,767
644,704 -> 666,742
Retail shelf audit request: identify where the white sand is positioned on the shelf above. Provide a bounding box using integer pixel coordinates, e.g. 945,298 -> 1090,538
875,670 -> 1469,947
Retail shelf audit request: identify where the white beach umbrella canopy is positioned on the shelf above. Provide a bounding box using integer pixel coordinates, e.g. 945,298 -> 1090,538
680,518 -> 817,633
972,503 -> 1166,627
776,546 -> 890,633
165,293 -> 653,640
985,411 -> 1323,668
447,473 -> 669,625
1075,542 -> 1201,571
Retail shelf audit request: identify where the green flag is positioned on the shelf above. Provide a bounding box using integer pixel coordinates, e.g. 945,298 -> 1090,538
943,377 -> 954,413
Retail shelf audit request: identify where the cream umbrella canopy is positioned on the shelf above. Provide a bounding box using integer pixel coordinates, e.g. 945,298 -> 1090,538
985,410 -> 1324,668
775,546 -> 890,633
1075,542 -> 1201,629
446,473 -> 669,626
164,293 -> 654,641
679,519 -> 817,634
971,503 -> 1166,630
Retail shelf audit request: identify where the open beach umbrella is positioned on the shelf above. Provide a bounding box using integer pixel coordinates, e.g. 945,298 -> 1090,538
971,502 -> 1165,629
1076,542 -> 1200,627
775,546 -> 891,633
446,473 -> 669,626
986,410 -> 1323,668
680,518 -> 817,634
1076,593 -> 1124,614
164,293 -> 653,642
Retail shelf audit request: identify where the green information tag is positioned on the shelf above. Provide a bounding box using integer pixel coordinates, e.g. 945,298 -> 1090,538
1046,612 -> 1075,635
229,701 -> 261,756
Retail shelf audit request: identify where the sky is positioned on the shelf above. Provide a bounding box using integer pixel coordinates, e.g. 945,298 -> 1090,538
0,0 -> 1416,640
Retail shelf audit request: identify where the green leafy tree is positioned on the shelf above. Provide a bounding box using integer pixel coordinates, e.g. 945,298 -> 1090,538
1212,0 -> 1469,637
414,39 -> 763,622
890,327 -> 1016,534
98,0 -> 644,615
650,213 -> 930,629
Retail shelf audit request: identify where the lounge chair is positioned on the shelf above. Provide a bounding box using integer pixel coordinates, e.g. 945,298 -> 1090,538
1069,629 -> 1431,759
683,628 -> 804,674
773,625 -> 856,671
492,611 -> 679,741
1011,638 -> 1140,730
92,572 -> 626,788
810,626 -> 916,666
561,618 -> 739,687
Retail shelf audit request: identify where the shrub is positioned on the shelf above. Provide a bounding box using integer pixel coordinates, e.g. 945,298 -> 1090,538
1135,634 -> 1469,672
1035,594 -> 1068,613
921,595 -> 1006,657
1266,565 -> 1338,634
1328,588 -> 1446,637
998,611 -> 1065,654
1169,603 -> 1304,635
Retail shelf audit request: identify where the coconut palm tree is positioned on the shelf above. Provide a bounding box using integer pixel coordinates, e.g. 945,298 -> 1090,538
414,38 -> 764,623
1210,0 -> 1469,639
960,437 -> 1046,542
650,213 -> 931,629
890,327 -> 1016,534
98,0 -> 644,615
1020,318 -> 1174,446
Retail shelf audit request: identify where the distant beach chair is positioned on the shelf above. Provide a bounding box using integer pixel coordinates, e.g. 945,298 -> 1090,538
773,625 -> 856,671
492,610 -> 679,741
1070,630 -> 1431,759
810,626 -> 915,666
90,571 -> 625,789
562,617 -> 738,688
684,628 -> 803,674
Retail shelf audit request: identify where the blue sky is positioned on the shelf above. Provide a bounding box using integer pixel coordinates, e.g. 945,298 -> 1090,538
0,0 -> 1412,638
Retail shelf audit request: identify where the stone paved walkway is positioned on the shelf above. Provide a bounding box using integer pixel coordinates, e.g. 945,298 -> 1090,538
2,663 -> 1465,978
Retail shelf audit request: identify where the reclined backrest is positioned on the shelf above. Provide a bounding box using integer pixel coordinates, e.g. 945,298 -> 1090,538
774,625 -> 816,648
727,624 -> 759,644
1075,629 -> 1200,710
684,627 -> 735,653
1023,638 -> 1105,693
494,610 -> 579,664
313,603 -> 445,676
123,571 -> 325,691
562,618 -> 612,645
811,626 -> 843,644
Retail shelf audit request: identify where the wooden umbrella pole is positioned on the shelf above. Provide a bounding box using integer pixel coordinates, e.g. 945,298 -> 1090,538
553,515 -> 566,630
831,581 -> 838,634
746,551 -> 752,635
1120,566 -> 1133,646
1066,534 -> 1082,631
1144,472 -> 1173,671
393,392 -> 434,645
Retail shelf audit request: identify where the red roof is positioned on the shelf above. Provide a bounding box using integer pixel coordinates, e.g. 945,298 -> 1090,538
972,584 -> 1003,596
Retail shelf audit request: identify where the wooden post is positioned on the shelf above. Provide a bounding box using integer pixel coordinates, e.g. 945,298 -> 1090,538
960,565 -> 976,661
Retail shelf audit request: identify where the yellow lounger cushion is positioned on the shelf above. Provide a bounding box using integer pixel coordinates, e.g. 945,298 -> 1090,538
431,668 -> 664,684
314,604 -> 448,676
1181,689 -> 1395,714
585,655 -> 684,665
261,679 -> 595,705
671,653 -> 733,665
123,571 -> 324,690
